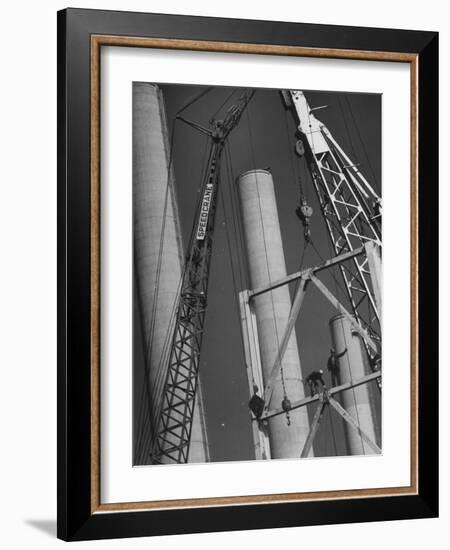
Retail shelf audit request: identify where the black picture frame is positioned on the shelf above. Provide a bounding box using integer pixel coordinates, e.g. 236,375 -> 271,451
57,7 -> 438,541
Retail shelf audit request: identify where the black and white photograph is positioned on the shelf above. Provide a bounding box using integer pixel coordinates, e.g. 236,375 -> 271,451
132,83 -> 382,466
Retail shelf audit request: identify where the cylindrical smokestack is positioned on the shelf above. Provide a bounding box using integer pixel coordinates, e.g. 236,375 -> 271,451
329,314 -> 378,455
133,82 -> 209,464
237,169 -> 311,459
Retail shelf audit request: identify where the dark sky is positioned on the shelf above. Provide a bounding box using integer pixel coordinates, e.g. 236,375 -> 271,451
135,84 -> 381,462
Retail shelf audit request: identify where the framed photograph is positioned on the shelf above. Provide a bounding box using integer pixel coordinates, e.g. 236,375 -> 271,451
57,8 -> 438,541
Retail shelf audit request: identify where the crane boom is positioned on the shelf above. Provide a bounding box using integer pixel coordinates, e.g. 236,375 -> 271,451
282,90 -> 382,350
150,90 -> 254,464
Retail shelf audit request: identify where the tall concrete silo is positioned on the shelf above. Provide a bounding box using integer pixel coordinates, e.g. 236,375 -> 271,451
133,82 -> 209,464
329,314 -> 379,455
237,169 -> 311,459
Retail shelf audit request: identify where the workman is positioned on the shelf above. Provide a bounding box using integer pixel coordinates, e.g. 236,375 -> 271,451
327,347 -> 348,386
370,351 -> 382,372
248,385 -> 265,419
306,369 -> 326,396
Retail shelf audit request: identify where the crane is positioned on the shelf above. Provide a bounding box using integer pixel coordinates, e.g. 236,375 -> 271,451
150,90 -> 254,464
281,90 -> 382,356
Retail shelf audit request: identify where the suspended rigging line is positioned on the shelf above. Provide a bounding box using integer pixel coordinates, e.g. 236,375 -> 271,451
137,271 -> 186,463
245,100 -> 292,414
140,285 -> 181,460
136,253 -> 185,462
337,95 -> 358,164
139,151 -> 216,461
283,105 -> 300,191
145,88 -> 259,462
143,131 -> 216,461
177,86 -> 214,117
226,141 -> 250,290
292,241 -> 309,298
210,88 -> 237,122
219,152 -> 249,374
223,143 -> 245,292
136,93 -> 216,463
225,139 -> 262,390
134,115 -> 178,462
344,96 -> 379,190
133,253 -> 157,464
136,129 -> 212,462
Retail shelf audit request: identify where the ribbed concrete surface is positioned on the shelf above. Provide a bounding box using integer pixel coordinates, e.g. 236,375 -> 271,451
237,169 -> 311,459
329,314 -> 378,455
133,82 -> 209,464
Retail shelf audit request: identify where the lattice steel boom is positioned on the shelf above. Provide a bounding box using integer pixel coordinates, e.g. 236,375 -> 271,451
150,90 -> 254,464
282,90 -> 382,349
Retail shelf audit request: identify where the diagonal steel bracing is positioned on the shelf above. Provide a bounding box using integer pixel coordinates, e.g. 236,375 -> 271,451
245,247 -> 378,412
298,389 -> 381,458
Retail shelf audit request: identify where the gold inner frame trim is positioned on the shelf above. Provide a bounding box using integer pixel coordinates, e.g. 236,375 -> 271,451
90,34 -> 419,514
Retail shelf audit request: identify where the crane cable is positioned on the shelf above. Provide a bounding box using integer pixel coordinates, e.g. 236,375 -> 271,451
146,146 -> 215,463
148,137 -> 215,452
136,274 -> 183,463
219,142 -> 252,387
142,89 -> 247,461
345,96 -> 379,191
282,93 -> 318,412
284,100 -> 311,211
336,96 -> 380,339
283,105 -> 301,191
337,95 -> 358,167
136,109 -> 211,462
134,116 -> 177,462
245,101 -> 293,425
177,86 -> 214,118
224,140 -> 262,394
210,88 -> 237,122
136,87 -> 215,450
136,116 -> 186,463
282,97 -> 314,419
226,142 -> 250,290
141,146 -> 217,462
135,99 -> 214,462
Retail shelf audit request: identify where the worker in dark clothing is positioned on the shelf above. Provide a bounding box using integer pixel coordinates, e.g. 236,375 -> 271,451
370,351 -> 381,372
248,385 -> 265,419
306,369 -> 326,397
327,347 -> 348,386
372,198 -> 382,220
296,197 -> 313,243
